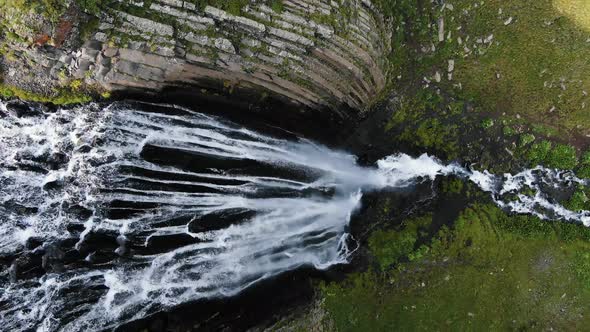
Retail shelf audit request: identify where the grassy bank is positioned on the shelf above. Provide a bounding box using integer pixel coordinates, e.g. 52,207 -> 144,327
375,0 -> 590,170
272,1 -> 590,331
273,180 -> 590,331
321,202 -> 590,331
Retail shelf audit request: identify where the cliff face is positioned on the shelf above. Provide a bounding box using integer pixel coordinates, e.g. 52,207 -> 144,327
0,0 -> 391,119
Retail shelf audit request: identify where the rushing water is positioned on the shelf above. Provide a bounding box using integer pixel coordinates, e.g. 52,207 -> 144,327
0,100 -> 588,331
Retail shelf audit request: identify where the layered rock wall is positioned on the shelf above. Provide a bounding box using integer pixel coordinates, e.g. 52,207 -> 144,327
0,0 -> 391,117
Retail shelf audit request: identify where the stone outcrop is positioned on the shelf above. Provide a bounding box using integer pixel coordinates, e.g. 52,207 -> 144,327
0,0 -> 391,119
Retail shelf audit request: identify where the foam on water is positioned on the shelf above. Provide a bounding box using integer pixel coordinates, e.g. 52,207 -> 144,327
0,100 -> 588,331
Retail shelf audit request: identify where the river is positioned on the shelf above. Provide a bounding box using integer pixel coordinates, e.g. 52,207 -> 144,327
0,100 -> 587,331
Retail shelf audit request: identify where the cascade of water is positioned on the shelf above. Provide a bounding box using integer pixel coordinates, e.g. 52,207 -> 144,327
0,100 -> 587,331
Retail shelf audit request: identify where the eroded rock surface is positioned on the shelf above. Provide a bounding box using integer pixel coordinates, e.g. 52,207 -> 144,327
0,0 -> 391,117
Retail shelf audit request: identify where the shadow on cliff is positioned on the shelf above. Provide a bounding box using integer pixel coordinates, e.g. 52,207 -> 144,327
108,80 -> 360,148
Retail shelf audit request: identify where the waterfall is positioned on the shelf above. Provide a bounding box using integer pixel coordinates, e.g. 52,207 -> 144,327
0,100 -> 587,331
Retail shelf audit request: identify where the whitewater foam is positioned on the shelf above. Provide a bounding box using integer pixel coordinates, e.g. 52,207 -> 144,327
0,100 -> 588,331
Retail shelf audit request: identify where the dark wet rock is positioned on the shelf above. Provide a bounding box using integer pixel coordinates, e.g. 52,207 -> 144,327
43,178 -> 63,191
4,201 -> 40,215
149,318 -> 166,332
143,234 -> 201,255
62,249 -> 84,265
66,222 -> 86,233
15,150 -> 46,163
5,100 -> 43,118
75,230 -> 119,256
88,153 -> 116,167
76,144 -> 92,153
10,253 -> 45,281
63,203 -> 93,220
188,209 -> 257,233
47,152 -> 69,170
25,237 -> 44,250
41,244 -> 65,273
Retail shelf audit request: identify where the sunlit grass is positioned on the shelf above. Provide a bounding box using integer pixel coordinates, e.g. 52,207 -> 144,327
553,0 -> 590,31
448,0 -> 590,138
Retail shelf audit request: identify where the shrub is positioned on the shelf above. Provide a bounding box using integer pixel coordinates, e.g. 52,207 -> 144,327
75,0 -> 103,15
503,125 -> 516,136
269,0 -> 284,13
527,140 -> 552,165
69,79 -> 82,90
576,165 -> 590,179
564,188 -> 589,211
518,133 -> 535,147
368,229 -> 416,269
481,118 -> 494,129
545,143 -> 577,170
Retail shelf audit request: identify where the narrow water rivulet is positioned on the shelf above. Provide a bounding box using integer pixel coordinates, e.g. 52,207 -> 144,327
0,100 -> 588,331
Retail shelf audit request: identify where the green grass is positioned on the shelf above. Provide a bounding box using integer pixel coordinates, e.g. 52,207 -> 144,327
368,215 -> 431,269
0,83 -> 92,105
525,140 -> 579,169
527,140 -> 553,165
0,0 -> 66,22
545,143 -> 578,169
519,133 -> 536,147
377,0 -> 590,171
564,187 -> 589,211
446,0 -> 590,140
268,0 -> 284,13
0,0 -> 105,21
188,0 -> 249,15
320,204 -> 590,331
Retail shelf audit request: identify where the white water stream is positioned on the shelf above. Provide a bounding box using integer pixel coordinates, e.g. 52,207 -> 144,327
0,100 -> 587,331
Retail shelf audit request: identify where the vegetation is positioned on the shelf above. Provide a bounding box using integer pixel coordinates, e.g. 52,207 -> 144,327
527,140 -> 553,165
320,203 -> 590,331
480,118 -> 494,129
0,83 -> 92,105
519,133 -> 536,147
0,0 -> 106,21
545,143 -> 578,169
188,0 -> 250,15
319,3 -> 590,327
76,0 -> 104,15
80,16 -> 100,41
269,0 -> 284,13
564,187 -> 590,211
384,89 -> 463,160
376,0 -> 590,173
368,215 -> 431,269
0,0 -> 66,22
0,1 -> 589,331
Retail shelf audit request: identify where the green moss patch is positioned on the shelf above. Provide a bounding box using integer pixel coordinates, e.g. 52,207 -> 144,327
0,83 -> 92,105
368,215 -> 432,269
320,204 -> 590,331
